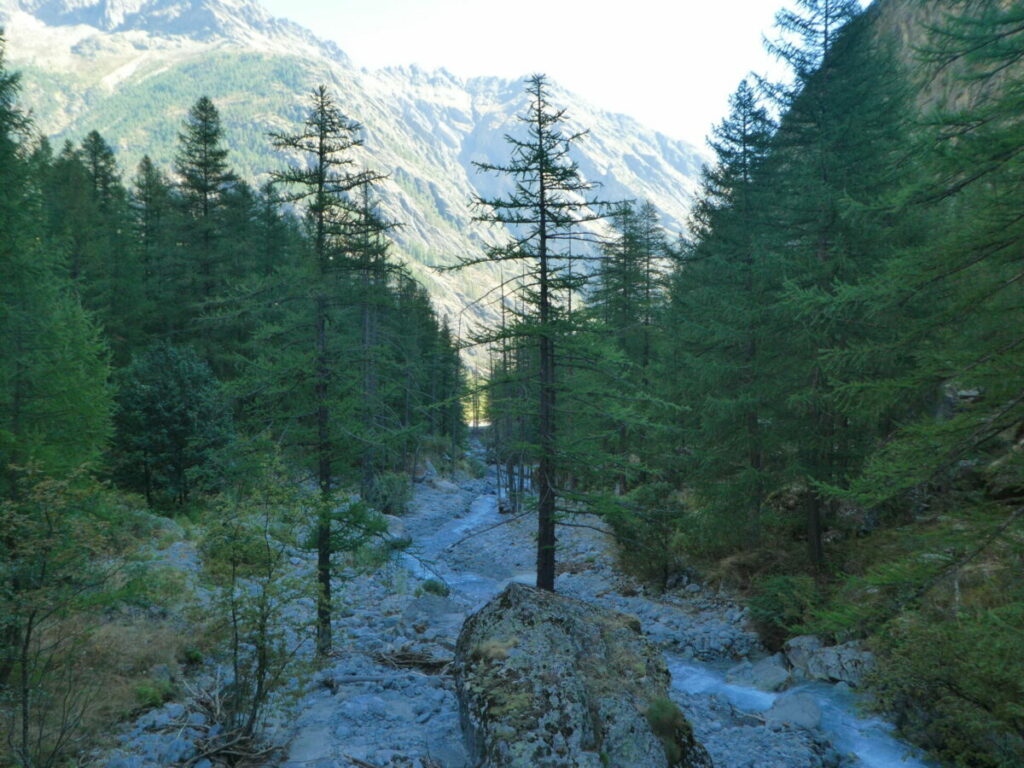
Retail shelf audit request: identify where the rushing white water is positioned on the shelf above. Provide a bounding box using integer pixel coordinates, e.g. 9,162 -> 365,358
668,658 -> 935,768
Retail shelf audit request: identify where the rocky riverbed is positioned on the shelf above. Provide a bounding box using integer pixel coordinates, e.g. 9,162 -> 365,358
103,450 -> 933,768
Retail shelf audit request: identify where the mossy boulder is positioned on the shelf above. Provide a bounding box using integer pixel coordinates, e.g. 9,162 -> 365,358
454,583 -> 712,768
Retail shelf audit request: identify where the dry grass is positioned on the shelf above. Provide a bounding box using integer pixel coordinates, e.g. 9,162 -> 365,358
471,637 -> 518,662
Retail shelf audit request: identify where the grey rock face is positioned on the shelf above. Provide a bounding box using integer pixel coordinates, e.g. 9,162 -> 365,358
783,635 -> 823,672
454,583 -> 713,768
784,636 -> 874,687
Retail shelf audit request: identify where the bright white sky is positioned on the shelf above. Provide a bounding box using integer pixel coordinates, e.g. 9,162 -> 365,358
259,0 -> 870,147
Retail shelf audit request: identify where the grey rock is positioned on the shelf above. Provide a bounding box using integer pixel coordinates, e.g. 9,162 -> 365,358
454,583 -> 713,768
806,642 -> 875,687
765,692 -> 822,730
429,478 -> 460,493
783,635 -> 823,675
727,653 -> 791,692
785,635 -> 874,687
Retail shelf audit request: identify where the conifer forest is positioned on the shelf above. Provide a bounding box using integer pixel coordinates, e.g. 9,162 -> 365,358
1,1 -> 1023,767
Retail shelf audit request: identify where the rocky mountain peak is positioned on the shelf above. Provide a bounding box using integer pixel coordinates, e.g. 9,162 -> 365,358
4,0 -> 351,61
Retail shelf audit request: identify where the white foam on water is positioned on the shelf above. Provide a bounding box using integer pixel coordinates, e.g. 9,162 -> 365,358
667,656 -> 935,768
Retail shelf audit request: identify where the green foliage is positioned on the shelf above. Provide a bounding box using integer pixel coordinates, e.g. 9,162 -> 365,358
645,696 -> 693,767
200,458 -> 311,738
0,48 -> 113,490
0,469 -> 123,768
418,579 -> 450,598
112,344 -> 234,508
655,78 -> 780,552
873,603 -> 1024,768
133,678 -> 174,710
365,471 -> 412,515
748,575 -> 820,648
599,484 -> 688,590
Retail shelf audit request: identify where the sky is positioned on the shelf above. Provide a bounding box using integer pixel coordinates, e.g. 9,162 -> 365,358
258,0 -> 868,148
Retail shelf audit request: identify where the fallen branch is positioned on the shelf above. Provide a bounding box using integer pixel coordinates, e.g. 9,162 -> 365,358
449,509 -> 532,548
374,648 -> 451,675
344,755 -> 384,768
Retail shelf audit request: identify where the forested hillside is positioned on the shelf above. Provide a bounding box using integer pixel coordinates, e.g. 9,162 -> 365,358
478,1 -> 1024,766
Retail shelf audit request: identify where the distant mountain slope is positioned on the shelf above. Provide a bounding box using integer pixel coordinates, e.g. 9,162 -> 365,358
0,0 -> 707,356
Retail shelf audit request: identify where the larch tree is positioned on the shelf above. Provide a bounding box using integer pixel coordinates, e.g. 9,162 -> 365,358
254,84 -> 390,655
658,79 -> 780,550
174,96 -> 236,357
846,0 -> 1024,504
0,37 -> 111,496
449,74 -> 613,591
761,0 -> 912,569
130,155 -> 176,338
0,41 -> 112,764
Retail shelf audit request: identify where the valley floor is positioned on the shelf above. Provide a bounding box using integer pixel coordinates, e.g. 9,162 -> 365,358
103,448 -> 933,768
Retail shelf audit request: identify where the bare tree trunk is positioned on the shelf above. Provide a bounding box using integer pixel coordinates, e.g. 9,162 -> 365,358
806,492 -> 825,573
315,295 -> 332,656
536,178 -> 557,591
360,273 -> 377,499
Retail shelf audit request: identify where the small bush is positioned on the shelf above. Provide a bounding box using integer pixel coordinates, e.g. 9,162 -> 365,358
201,469 -> 312,739
419,579 -> 450,597
645,696 -> 693,766
133,678 -> 174,710
466,457 -> 488,478
365,471 -> 412,515
872,603 -> 1024,767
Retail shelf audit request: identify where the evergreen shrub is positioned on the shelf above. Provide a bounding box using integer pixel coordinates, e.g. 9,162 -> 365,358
365,471 -> 412,515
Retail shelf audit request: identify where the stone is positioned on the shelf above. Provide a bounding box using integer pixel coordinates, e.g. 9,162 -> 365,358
783,635 -> 823,676
430,478 -> 460,493
806,641 -> 875,687
383,514 -> 406,538
727,653 -> 791,692
765,693 -> 822,730
785,635 -> 874,687
454,583 -> 713,768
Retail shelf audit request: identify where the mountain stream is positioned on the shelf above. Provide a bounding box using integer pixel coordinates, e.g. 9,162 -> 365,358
104,449 -> 935,768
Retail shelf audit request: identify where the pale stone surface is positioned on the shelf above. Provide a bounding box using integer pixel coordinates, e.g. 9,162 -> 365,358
766,693 -> 823,731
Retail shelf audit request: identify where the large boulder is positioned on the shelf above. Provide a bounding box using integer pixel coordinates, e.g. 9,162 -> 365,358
454,583 -> 713,768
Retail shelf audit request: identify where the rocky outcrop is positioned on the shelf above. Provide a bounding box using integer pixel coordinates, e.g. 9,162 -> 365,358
454,583 -> 713,768
784,636 -> 875,687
